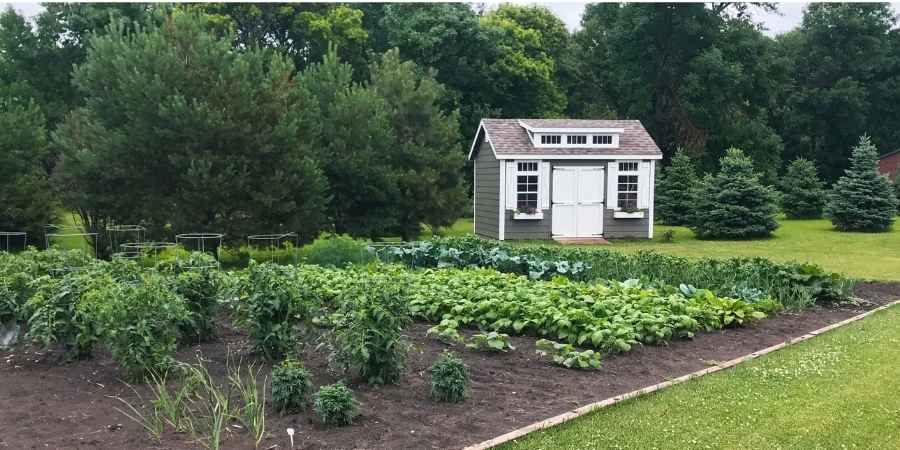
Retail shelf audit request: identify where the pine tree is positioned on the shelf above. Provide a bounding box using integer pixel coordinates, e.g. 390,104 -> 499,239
894,175 -> 900,215
826,135 -> 897,231
780,158 -> 826,219
688,148 -> 779,239
655,148 -> 698,225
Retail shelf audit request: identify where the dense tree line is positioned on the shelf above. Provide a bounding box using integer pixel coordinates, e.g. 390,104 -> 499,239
1,3 -> 898,240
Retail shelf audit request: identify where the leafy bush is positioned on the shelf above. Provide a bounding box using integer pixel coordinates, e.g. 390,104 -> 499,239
314,383 -> 358,426
271,358 -> 313,414
655,148 -> 699,225
429,352 -> 469,403
245,262 -> 320,360
157,253 -> 221,343
688,148 -> 779,239
466,332 -> 515,352
426,319 -> 464,345
781,158 -> 826,219
301,234 -> 374,268
826,135 -> 897,231
535,339 -> 602,370
330,275 -> 411,384
96,273 -> 190,380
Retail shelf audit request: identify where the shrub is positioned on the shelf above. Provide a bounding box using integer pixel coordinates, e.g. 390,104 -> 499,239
157,253 -> 221,343
271,358 -> 313,414
245,262 -> 320,360
301,234 -> 374,268
655,148 -> 699,225
96,273 -> 190,380
781,158 -> 826,219
429,352 -> 469,403
314,383 -> 358,426
826,135 -> 897,231
535,339 -> 602,370
466,332 -> 515,352
331,275 -> 411,384
688,148 -> 779,239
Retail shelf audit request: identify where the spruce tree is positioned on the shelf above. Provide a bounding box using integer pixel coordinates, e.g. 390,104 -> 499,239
688,148 -> 779,239
780,158 -> 826,219
655,148 -> 698,225
894,176 -> 900,214
826,136 -> 897,231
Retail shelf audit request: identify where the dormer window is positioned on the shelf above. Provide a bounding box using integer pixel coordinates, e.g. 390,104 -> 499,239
567,135 -> 587,145
541,135 -> 561,145
593,135 -> 613,145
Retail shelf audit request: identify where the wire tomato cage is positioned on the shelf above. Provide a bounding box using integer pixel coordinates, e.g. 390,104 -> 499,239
175,233 -> 224,269
106,224 -> 146,260
0,231 -> 27,253
43,224 -> 99,272
247,232 -> 300,264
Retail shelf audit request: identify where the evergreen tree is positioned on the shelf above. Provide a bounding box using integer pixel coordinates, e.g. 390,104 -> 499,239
894,176 -> 900,214
53,12 -> 329,243
655,148 -> 698,225
780,158 -> 826,219
826,136 -> 897,231
0,96 -> 56,244
689,147 -> 779,239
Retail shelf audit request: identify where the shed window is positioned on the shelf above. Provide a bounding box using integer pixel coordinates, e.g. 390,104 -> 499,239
593,135 -> 613,145
540,135 -> 561,145
567,135 -> 587,145
516,162 -> 539,211
617,161 -> 640,210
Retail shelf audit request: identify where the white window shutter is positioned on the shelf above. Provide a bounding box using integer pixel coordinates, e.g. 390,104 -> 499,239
505,161 -> 517,210
638,161 -> 651,209
539,161 -> 550,209
606,161 -> 618,209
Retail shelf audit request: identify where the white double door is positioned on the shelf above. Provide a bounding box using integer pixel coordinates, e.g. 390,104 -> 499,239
551,166 -> 604,237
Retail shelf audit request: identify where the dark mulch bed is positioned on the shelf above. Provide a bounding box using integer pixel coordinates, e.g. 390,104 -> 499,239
2,282 -> 898,450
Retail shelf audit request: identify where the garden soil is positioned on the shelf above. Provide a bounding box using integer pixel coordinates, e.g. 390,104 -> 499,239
2,282 -> 898,450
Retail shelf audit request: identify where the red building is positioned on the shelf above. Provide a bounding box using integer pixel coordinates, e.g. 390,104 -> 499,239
879,150 -> 900,180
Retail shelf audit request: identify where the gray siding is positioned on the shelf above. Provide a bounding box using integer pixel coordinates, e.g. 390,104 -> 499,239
500,160 -> 651,240
473,140 -> 500,239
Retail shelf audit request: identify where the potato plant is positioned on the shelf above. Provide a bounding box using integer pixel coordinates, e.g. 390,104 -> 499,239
535,339 -> 602,370
466,332 -> 516,352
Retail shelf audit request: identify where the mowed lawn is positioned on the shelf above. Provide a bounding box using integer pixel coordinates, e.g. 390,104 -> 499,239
499,304 -> 900,450
447,217 -> 900,281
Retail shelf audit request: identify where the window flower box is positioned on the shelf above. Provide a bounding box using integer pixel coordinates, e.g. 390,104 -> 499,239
513,212 -> 544,220
614,210 -> 645,219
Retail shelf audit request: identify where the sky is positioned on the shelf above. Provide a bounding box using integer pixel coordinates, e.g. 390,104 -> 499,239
0,2 -> 895,37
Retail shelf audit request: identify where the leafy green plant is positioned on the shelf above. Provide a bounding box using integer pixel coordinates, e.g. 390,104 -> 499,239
301,233 -> 374,268
429,351 -> 469,403
330,275 -> 411,384
245,262 -> 321,360
426,318 -> 464,345
95,273 -> 190,380
314,383 -> 358,426
271,358 -> 313,414
466,332 -> 515,352
535,339 -> 602,370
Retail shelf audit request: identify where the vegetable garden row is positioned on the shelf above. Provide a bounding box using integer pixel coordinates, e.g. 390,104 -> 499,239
0,235 -> 854,443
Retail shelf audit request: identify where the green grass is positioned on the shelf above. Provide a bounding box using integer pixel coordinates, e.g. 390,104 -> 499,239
448,217 -> 900,281
500,304 -> 900,450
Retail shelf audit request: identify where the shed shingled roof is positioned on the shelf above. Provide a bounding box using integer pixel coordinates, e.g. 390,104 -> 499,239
479,118 -> 661,157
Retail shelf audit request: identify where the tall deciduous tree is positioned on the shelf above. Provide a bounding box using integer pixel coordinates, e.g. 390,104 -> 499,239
826,136 -> 897,232
689,147 -> 779,239
0,96 -> 55,244
780,158 -> 826,219
776,3 -> 900,181
53,12 -> 329,244
655,149 -> 698,226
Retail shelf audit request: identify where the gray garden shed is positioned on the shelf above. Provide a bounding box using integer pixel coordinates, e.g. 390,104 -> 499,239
468,119 -> 662,241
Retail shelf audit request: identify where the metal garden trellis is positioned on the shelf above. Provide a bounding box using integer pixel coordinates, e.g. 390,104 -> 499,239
175,232 -> 224,269
43,224 -> 99,271
119,241 -> 176,263
106,224 -> 146,259
0,231 -> 27,252
247,232 -> 299,264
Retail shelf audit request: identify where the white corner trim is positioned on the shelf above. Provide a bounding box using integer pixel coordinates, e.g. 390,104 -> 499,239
473,159 -> 477,234
462,300 -> 900,450
466,122 -> 499,161
648,160 -> 655,239
497,154 -> 663,160
517,121 -> 625,134
498,161 -> 506,241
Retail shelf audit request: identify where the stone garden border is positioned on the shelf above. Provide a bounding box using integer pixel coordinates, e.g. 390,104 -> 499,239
463,299 -> 900,450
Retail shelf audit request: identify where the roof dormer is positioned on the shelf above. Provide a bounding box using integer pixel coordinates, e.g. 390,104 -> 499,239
518,121 -> 624,149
